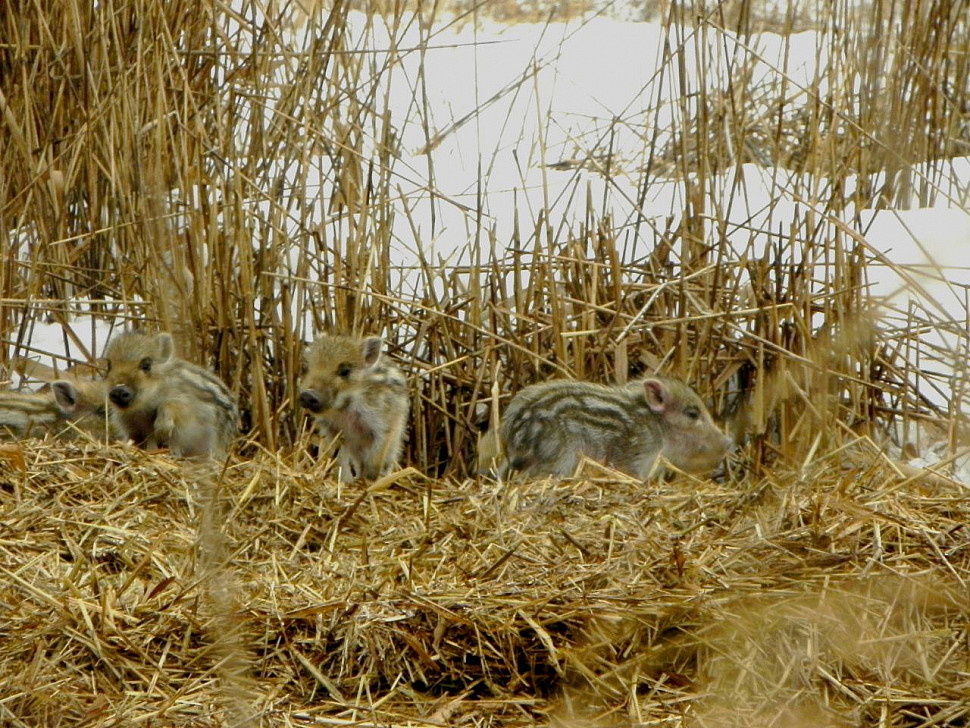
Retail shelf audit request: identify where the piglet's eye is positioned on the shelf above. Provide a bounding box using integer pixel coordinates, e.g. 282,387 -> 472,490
337,363 -> 352,378
684,407 -> 700,421
139,357 -> 153,373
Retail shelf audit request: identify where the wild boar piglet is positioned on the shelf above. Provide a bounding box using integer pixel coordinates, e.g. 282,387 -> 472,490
0,379 -> 113,441
103,331 -> 239,458
299,334 -> 409,481
496,376 -> 732,479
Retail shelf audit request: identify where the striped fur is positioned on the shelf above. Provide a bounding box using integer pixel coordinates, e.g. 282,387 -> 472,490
299,334 -> 409,481
0,380 -> 115,441
493,376 -> 732,479
103,332 -> 239,458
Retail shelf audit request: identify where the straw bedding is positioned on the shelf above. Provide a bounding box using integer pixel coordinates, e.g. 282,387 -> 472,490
1,440 -> 966,726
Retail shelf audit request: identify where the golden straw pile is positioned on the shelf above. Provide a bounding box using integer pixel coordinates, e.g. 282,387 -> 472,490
1,437 -> 967,725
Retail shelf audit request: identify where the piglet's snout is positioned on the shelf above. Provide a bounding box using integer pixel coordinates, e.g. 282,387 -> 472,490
299,390 -> 326,413
109,385 -> 134,408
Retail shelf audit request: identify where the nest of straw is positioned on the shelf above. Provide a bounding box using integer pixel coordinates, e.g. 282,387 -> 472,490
1,438 -> 967,726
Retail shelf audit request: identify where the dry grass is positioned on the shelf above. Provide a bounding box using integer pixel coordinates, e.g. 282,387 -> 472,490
2,0 -> 970,723
0,440 -> 967,725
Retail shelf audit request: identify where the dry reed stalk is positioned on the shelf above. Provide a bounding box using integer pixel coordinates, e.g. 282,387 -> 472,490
4,0 -> 968,477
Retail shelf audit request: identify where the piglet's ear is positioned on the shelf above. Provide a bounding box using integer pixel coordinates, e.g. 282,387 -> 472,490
362,337 -> 383,367
643,378 -> 670,413
157,333 -> 175,363
51,380 -> 80,414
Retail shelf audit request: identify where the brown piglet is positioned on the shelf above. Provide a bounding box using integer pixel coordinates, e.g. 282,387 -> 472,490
299,334 -> 409,481
489,376 -> 732,479
103,331 -> 239,458
0,379 -> 114,441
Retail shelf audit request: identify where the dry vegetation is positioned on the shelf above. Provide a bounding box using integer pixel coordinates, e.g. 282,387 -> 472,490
1,441 -> 968,725
1,0 -> 969,724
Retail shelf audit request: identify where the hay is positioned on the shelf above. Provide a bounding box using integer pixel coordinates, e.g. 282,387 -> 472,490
1,440 -> 966,725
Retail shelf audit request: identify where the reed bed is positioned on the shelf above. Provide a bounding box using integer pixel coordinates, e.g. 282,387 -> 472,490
2,0 -> 968,474
2,0 -> 970,723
